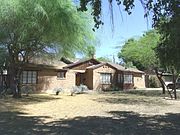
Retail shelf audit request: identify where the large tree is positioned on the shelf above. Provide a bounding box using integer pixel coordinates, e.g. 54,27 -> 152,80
118,30 -> 160,70
0,0 -> 94,97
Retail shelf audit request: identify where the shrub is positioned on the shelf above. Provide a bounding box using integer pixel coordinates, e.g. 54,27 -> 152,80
21,85 -> 34,96
53,87 -> 62,95
149,76 -> 161,88
71,84 -> 88,96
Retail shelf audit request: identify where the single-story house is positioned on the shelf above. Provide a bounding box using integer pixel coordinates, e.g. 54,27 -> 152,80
12,58 -> 145,92
63,59 -> 145,90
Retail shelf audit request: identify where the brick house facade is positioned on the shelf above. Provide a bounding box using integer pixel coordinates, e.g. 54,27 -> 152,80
18,58 -> 145,92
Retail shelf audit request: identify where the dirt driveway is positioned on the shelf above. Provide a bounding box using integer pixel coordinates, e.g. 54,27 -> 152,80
0,90 -> 180,135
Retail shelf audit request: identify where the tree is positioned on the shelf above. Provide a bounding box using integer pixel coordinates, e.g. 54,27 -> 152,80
78,0 -> 180,99
78,0 -> 179,29
0,0 -> 94,98
118,30 -> 168,94
118,30 -> 160,70
84,45 -> 96,59
97,57 -> 112,62
155,1 -> 180,99
0,46 -> 7,90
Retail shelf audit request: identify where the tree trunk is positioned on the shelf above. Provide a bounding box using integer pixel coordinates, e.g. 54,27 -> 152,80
0,70 -> 3,93
8,63 -> 21,98
7,44 -> 22,98
155,68 -> 166,94
172,69 -> 177,99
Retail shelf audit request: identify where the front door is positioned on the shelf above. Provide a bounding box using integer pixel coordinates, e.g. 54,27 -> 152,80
76,73 -> 84,86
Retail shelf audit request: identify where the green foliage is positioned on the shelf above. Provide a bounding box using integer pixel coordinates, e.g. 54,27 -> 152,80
155,1 -> 180,72
97,57 -> 112,62
84,45 -> 96,59
78,0 -> 179,30
149,76 -> 161,88
0,46 -> 7,70
0,0 -> 95,97
0,0 -> 94,61
118,30 -> 160,70
124,62 -> 136,69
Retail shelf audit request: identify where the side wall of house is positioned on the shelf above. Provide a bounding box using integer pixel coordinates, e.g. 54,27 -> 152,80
37,69 -> 76,92
133,73 -> 145,88
20,69 -> 76,92
93,65 -> 116,90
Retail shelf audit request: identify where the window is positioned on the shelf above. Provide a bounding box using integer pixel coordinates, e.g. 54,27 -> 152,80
118,73 -> 123,83
57,71 -> 66,79
21,71 -> 37,84
124,74 -> 133,84
100,73 -> 111,84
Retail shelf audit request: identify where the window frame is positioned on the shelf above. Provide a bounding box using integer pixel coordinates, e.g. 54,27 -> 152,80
21,70 -> 37,84
117,73 -> 123,83
100,73 -> 112,84
57,71 -> 66,79
124,74 -> 133,84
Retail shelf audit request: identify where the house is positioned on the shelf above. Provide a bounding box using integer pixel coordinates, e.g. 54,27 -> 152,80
63,59 -> 145,90
16,58 -> 145,92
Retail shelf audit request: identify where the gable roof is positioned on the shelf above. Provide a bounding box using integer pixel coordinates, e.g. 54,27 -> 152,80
63,58 -> 101,69
86,62 -> 126,71
87,62 -> 144,74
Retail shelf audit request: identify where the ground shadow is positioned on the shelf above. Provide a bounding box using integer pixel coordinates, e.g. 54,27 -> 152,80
0,111 -> 51,135
94,97 -> 168,106
0,94 -> 61,111
103,90 -> 172,97
1,111 -> 179,135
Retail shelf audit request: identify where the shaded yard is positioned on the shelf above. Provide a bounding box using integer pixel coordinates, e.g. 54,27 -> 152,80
0,90 -> 180,135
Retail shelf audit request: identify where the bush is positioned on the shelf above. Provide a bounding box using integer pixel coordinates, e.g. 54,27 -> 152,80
21,85 -> 34,96
149,76 -> 161,88
71,84 -> 88,96
53,87 -> 62,95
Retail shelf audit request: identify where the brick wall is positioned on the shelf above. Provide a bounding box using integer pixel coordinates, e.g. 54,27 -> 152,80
93,65 -> 116,90
36,69 -> 76,92
133,73 -> 145,88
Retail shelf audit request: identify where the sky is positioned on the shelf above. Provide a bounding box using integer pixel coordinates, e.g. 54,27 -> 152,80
94,0 -> 152,62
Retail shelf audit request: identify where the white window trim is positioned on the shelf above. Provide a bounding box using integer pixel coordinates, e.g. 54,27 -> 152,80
100,73 -> 112,84
21,71 -> 37,84
124,74 -> 133,84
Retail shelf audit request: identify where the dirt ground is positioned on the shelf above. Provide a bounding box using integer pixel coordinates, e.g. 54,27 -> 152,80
0,90 -> 180,135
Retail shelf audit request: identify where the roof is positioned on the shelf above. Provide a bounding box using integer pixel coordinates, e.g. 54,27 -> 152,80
22,63 -> 67,71
87,62 -> 144,74
107,62 -> 126,71
125,68 -> 144,74
86,63 -> 105,69
60,57 -> 73,64
63,58 -> 101,69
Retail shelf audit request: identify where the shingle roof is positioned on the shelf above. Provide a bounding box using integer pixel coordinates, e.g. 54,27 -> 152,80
125,67 -> 144,74
22,63 -> 67,71
86,62 -> 144,74
63,58 -> 101,69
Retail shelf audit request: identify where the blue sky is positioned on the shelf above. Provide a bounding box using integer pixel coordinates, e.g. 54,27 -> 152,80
94,0 -> 152,62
